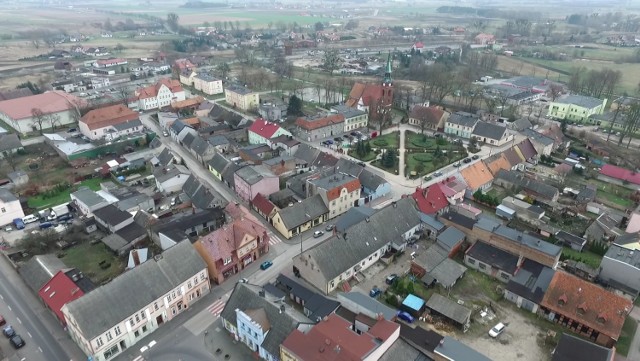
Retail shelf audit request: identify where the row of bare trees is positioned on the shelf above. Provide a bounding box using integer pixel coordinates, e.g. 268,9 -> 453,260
567,67 -> 622,99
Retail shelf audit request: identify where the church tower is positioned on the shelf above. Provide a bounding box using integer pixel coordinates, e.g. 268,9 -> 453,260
381,52 -> 394,106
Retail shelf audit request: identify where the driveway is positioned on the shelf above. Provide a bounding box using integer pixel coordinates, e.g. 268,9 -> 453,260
625,307 -> 640,361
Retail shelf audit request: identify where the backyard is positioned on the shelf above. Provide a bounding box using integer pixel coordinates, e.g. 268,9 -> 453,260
560,247 -> 603,269
60,240 -> 124,285
404,131 -> 468,177
27,177 -> 104,209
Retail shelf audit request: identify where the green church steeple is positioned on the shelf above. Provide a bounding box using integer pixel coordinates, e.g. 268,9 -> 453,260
383,52 -> 392,85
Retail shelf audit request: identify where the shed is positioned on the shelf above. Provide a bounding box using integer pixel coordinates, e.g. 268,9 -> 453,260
436,227 -> 465,256
402,294 -> 425,314
425,293 -> 471,331
496,204 -> 516,220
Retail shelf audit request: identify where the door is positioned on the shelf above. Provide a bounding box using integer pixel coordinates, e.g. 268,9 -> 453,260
156,315 -> 164,326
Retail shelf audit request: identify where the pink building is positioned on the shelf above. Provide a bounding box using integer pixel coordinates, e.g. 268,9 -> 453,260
234,165 -> 279,202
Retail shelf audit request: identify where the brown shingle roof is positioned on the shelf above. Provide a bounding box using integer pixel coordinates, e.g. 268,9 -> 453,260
296,114 -> 345,130
171,96 -> 204,109
80,104 -> 139,130
484,153 -> 511,176
541,271 -> 632,341
460,161 -> 493,190
136,78 -> 183,100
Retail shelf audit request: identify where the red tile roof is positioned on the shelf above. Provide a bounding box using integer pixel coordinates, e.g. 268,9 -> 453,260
281,313 -> 398,361
412,184 -> 450,215
600,164 -> 640,185
295,114 -> 345,131
414,41 -> 425,48
540,272 -> 632,340
80,104 -> 139,130
95,58 -> 127,66
171,96 -> 204,109
0,91 -> 83,120
135,78 -> 183,100
198,217 -> 268,261
409,105 -> 445,126
38,271 -> 85,325
174,58 -> 196,70
251,193 -> 276,216
346,83 -> 384,107
326,177 -> 361,201
460,161 -> 494,191
249,118 -> 285,139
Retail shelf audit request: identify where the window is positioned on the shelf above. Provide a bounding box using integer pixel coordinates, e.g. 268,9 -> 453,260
106,331 -> 113,341
114,326 -> 121,336
154,302 -> 159,311
478,263 -> 487,270
103,344 -> 119,360
194,276 -> 199,285
188,281 -> 192,289
223,257 -> 232,265
134,330 -> 140,338
135,314 -> 140,323
96,337 -> 104,348
200,273 -> 206,281
129,318 -> 135,327
142,325 -> 147,333
141,311 -> 146,320
467,258 -> 476,265
0,208 -> 4,213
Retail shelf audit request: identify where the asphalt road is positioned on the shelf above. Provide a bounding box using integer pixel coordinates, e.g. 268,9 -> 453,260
0,255 -> 80,361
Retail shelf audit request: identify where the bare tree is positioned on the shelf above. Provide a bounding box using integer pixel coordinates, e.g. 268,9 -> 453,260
606,104 -> 625,143
31,108 -> 47,134
370,98 -> 392,135
48,113 -> 61,132
549,84 -> 563,101
620,102 -> 640,148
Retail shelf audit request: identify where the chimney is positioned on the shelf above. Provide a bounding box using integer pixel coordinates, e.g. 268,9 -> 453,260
259,290 -> 265,297
280,305 -> 285,313
132,249 -> 141,266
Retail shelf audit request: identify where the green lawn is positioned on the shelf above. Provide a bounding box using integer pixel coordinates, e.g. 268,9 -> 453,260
61,241 -> 124,285
561,247 -> 603,269
451,268 -> 503,302
404,131 -> 467,177
370,132 -> 399,149
349,150 -> 377,162
617,316 -> 637,357
27,178 -> 105,210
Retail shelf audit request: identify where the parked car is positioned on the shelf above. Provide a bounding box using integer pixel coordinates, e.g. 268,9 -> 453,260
313,231 -> 324,238
357,162 -> 366,167
39,222 -> 53,229
453,162 -> 461,167
463,158 -> 472,164
385,274 -> 398,285
12,218 -> 24,230
10,335 -> 24,349
432,171 -> 443,177
260,261 -> 273,270
472,155 -> 480,160
325,224 -> 335,231
325,139 -> 334,145
3,226 -> 12,232
162,131 -> 169,137
397,311 -> 415,323
238,278 -> 248,283
333,137 -> 342,142
489,322 -> 506,338
369,287 -> 382,297
3,326 -> 15,338
350,132 -> 359,137
0,315 -> 5,326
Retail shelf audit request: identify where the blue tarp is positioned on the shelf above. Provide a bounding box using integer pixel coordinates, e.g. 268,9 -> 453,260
402,293 -> 425,311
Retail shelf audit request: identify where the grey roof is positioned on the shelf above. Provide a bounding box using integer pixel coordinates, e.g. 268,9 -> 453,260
606,243 -> 640,268
293,144 -> 321,166
182,175 -> 226,209
71,188 -> 107,208
436,227 -> 465,252
303,198 -> 421,281
495,169 -> 559,200
0,188 -> 19,203
494,225 -> 562,257
207,152 -> 230,174
153,164 -> 190,183
415,245 -> 449,273
19,255 -> 67,293
506,260 -> 554,304
555,231 -> 587,248
521,129 -> 555,146
558,94 -> 604,109
379,339 -> 427,361
0,133 -> 22,152
509,90 -> 538,101
235,166 -> 275,185
93,204 -> 132,227
337,291 -> 397,321
115,191 -> 152,212
208,135 -> 230,147
429,259 -> 467,288
263,154 -> 294,167
440,211 -> 477,230
398,324 -> 444,356
472,121 -> 507,140
275,275 -> 339,321
425,294 -> 471,325
152,209 -> 225,236
503,76 -> 548,89
420,213 -> 446,232
189,135 -> 210,155
576,187 -> 597,203
194,73 -> 220,82
225,83 -> 255,95
170,119 -> 189,135
434,336 -> 492,361
278,194 -> 329,230
220,283 -> 310,357
221,163 -> 242,187
181,132 -> 196,148
335,158 -> 364,177
308,172 -> 358,191
64,241 -> 206,340
156,148 -> 175,167
112,119 -> 142,132
446,112 -> 479,127
331,104 -> 366,119
511,118 -> 533,131
335,207 -> 376,233
358,169 -> 387,191
467,241 -> 519,274
552,333 -> 614,361
313,152 -> 339,167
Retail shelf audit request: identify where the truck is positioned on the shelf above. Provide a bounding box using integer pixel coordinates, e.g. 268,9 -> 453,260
12,218 -> 25,230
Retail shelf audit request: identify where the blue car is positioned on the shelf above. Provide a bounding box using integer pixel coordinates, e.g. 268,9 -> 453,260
369,287 -> 382,297
260,261 -> 273,270
397,311 -> 415,323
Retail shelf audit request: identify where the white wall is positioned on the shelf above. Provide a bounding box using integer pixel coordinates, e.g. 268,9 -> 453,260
0,198 -> 24,227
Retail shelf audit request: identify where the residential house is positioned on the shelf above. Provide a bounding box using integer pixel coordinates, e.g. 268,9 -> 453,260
408,104 -> 449,132
539,271 -> 632,347
295,113 -> 345,141
132,79 -> 186,111
92,204 -> 133,234
460,161 -> 494,194
194,217 -> 270,284
585,212 -> 624,243
224,84 -> 259,111
292,198 -> 421,294
79,104 -> 143,141
548,95 -> 607,122
0,189 -> 23,227
181,175 -> 226,210
151,209 -> 225,250
410,245 -> 467,289
465,241 -> 520,282
179,70 -> 197,87
269,135 -> 300,156
494,169 -> 560,202
258,102 -> 287,122
504,260 -> 555,314
359,169 -> 391,202
521,129 -> 554,156
207,135 -> 231,153
598,244 -> 640,295
471,121 -> 512,146
221,162 -> 242,189
70,188 -> 110,217
170,96 -> 205,114
251,193 -> 277,222
174,58 -> 196,73
444,112 -> 479,139
221,283 -> 311,361
0,91 -> 84,135
509,118 -> 533,132
280,313 -> 400,361
193,73 -> 223,95
19,255 -> 67,294
434,336 -> 492,361
292,144 -> 321,170
552,333 -> 615,361
207,153 -> 231,181
38,269 -> 95,326
474,33 -> 495,45
62,242 -> 210,361
274,275 -> 340,322
412,184 -> 451,215
263,155 -> 296,176
272,195 -> 329,239
598,164 -> 640,189
0,133 -> 23,158
500,196 -> 546,222
234,166 -> 279,202
153,164 -> 191,194
248,118 -> 292,145
332,104 -> 369,132
555,231 -> 587,252
436,227 -> 466,257
307,173 -> 361,219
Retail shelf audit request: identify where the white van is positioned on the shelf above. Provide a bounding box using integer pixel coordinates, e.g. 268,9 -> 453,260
22,215 -> 38,224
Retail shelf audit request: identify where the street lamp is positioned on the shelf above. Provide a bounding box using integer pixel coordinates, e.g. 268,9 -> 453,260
300,213 -> 311,255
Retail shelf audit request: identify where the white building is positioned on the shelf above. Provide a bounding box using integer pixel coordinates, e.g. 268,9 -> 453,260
0,189 -> 24,227
0,91 -> 84,135
79,104 -> 143,141
62,242 -> 209,361
132,79 -> 185,111
193,73 -> 223,95
91,77 -> 111,89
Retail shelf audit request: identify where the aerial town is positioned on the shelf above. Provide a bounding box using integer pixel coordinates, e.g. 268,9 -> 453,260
0,0 -> 639,360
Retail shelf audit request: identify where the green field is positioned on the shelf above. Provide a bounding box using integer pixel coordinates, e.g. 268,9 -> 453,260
617,316 -> 637,357
27,178 -> 104,210
61,241 -> 124,285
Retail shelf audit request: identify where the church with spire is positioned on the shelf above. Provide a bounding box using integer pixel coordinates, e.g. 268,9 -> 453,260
345,52 -> 394,118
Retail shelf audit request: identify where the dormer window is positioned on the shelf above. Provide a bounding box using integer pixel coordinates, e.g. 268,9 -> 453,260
558,294 -> 568,306
577,302 -> 587,315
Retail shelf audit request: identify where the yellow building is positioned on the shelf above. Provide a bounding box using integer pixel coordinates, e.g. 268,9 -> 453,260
224,84 -> 259,111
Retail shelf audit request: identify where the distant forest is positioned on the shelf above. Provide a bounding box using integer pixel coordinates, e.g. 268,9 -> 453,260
180,1 -> 227,8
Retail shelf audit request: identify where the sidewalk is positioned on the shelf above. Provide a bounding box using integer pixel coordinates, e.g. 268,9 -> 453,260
203,319 -> 255,361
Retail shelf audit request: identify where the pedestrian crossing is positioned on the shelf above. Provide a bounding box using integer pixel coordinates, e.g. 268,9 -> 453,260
207,299 -> 226,318
132,356 -> 145,361
268,232 -> 282,246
